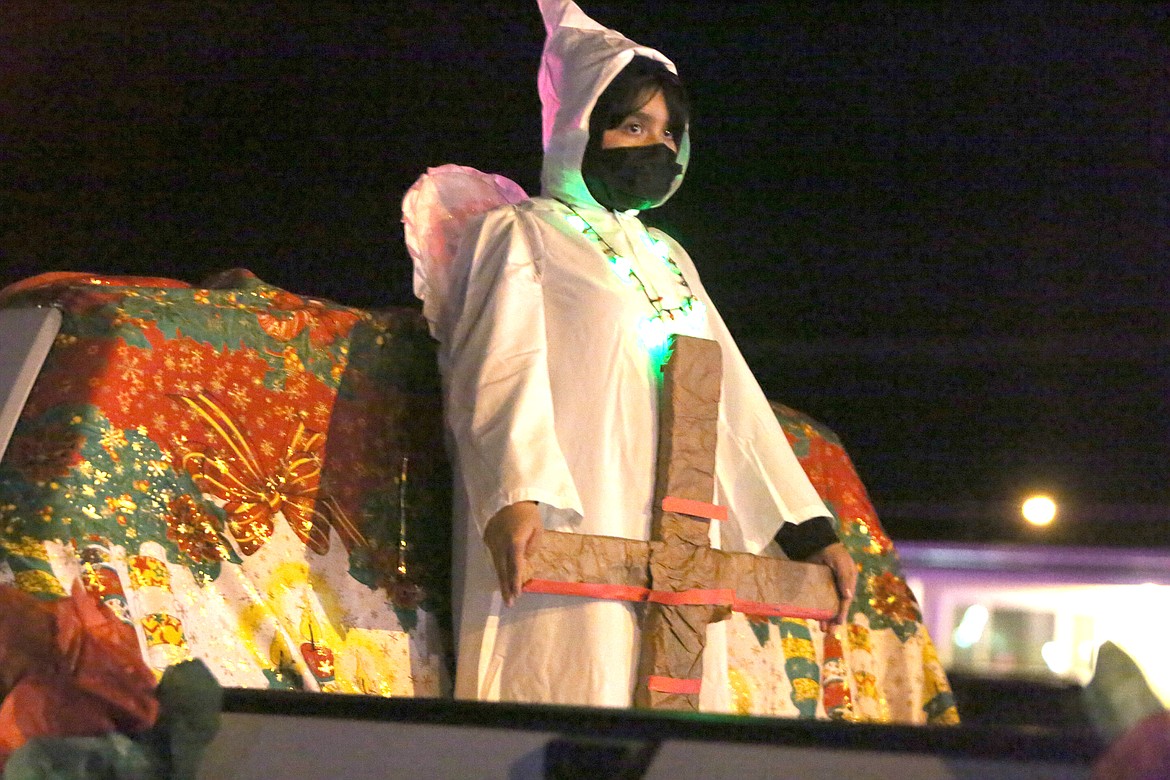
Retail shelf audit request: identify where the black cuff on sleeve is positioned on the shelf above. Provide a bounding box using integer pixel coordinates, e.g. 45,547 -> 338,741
774,516 -> 838,561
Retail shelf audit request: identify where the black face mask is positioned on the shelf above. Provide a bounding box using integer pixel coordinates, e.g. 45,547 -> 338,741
581,143 -> 682,212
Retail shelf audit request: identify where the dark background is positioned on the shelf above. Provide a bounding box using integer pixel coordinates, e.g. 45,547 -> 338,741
3,2 -> 1167,546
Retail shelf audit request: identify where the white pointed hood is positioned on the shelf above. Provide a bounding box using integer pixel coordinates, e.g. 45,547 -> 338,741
537,0 -> 690,211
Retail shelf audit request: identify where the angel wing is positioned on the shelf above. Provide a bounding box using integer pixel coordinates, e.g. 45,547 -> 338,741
402,164 -> 528,339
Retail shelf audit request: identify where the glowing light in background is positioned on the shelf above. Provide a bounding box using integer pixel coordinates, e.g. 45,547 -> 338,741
953,604 -> 990,649
1042,640 -> 1073,675
1022,494 -> 1057,526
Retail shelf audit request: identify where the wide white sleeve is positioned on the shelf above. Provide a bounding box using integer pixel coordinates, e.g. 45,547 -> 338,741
442,206 -> 585,534
653,231 -> 830,554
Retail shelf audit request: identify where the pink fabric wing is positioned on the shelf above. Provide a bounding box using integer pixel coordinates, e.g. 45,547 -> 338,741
402,164 -> 527,338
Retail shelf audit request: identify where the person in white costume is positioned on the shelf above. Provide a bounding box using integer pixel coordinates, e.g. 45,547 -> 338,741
423,0 -> 856,708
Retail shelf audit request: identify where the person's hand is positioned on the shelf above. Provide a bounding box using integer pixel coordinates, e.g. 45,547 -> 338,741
805,541 -> 856,630
482,501 -> 543,606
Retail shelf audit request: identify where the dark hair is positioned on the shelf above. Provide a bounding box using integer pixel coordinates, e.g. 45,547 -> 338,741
588,55 -> 690,148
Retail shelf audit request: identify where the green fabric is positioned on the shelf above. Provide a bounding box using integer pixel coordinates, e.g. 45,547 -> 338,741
4,734 -> 158,780
145,660 -> 223,780
1083,640 -> 1166,742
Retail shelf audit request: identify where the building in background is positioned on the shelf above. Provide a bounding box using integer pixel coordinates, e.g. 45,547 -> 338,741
900,540 -> 1170,706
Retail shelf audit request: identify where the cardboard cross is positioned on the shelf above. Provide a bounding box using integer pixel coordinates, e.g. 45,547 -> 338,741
521,335 -> 839,711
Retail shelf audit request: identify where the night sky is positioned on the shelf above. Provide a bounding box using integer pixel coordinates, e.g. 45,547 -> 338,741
3,3 -> 1167,546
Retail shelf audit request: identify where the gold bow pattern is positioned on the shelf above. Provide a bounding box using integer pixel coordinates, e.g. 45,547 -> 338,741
175,393 -> 330,555
255,290 -> 361,348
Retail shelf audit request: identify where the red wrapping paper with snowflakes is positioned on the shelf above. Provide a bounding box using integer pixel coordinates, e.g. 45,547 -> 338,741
0,271 -> 449,696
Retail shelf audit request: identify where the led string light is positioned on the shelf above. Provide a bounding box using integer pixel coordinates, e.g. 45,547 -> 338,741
559,202 -> 707,366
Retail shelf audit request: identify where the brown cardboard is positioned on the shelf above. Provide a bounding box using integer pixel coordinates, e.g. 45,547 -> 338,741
520,336 -> 839,711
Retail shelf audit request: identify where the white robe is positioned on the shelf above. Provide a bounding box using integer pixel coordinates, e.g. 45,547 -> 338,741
414,0 -> 830,708
442,197 -> 829,707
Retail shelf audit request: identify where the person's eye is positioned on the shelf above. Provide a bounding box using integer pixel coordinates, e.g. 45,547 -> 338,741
663,128 -> 674,138
623,121 -> 643,134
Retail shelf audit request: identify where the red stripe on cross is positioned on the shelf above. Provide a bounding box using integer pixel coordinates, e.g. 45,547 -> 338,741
647,588 -> 735,607
647,675 -> 702,695
522,579 -> 650,603
732,597 -> 836,621
660,496 -> 727,522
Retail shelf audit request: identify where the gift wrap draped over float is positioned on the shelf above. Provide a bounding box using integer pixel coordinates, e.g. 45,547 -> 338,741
0,271 -> 450,697
0,270 -> 956,724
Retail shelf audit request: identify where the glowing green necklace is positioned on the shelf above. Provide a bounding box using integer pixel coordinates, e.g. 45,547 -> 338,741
560,202 -> 707,368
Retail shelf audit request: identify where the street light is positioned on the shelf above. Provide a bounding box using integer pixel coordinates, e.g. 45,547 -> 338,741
1022,494 -> 1057,527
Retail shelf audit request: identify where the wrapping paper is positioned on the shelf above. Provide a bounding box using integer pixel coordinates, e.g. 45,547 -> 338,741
0,271 -> 449,698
